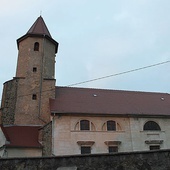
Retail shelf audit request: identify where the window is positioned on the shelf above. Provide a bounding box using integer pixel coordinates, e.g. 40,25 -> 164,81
107,120 -> 116,131
33,67 -> 37,72
80,120 -> 90,130
81,146 -> 91,154
75,120 -> 95,131
108,146 -> 118,153
150,145 -> 160,150
32,94 -> 37,100
34,42 -> 39,51
143,121 -> 161,131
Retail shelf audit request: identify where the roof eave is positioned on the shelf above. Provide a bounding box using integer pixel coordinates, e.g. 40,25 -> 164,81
5,145 -> 42,149
17,34 -> 59,53
50,111 -> 170,118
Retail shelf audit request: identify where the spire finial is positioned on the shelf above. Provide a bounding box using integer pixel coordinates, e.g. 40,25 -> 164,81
40,10 -> 42,16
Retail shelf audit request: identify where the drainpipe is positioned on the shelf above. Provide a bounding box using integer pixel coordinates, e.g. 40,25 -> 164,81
52,113 -> 55,156
38,35 -> 46,124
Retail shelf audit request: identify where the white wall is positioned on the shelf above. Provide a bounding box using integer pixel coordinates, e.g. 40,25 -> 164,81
52,115 -> 170,156
0,128 -> 7,157
6,148 -> 42,158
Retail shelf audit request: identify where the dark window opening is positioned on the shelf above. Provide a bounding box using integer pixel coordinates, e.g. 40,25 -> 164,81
34,42 -> 39,51
81,146 -> 91,154
80,120 -> 90,130
32,94 -> 37,100
108,146 -> 118,153
33,67 -> 37,72
150,145 -> 160,150
107,121 -> 116,131
144,121 -> 161,131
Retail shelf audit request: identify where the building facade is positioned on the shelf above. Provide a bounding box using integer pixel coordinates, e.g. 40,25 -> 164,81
50,87 -> 170,155
1,16 -> 170,157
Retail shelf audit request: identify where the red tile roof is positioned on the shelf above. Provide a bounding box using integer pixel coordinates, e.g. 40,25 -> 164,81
17,16 -> 58,53
50,86 -> 170,116
27,16 -> 51,37
1,125 -> 42,148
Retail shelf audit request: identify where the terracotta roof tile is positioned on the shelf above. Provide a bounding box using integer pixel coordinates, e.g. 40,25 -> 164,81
50,86 -> 170,116
17,16 -> 59,53
1,125 -> 42,148
27,16 -> 51,37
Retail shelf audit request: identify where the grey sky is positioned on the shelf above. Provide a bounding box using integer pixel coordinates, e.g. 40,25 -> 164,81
1,0 -> 170,99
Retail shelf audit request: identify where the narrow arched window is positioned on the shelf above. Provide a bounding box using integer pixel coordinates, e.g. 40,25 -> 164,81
34,42 -> 39,51
107,120 -> 116,131
80,120 -> 90,130
143,121 -> 161,131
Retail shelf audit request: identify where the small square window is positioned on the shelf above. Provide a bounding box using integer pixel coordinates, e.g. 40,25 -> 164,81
150,145 -> 160,150
32,94 -> 37,100
108,146 -> 118,153
81,146 -> 91,154
33,67 -> 37,72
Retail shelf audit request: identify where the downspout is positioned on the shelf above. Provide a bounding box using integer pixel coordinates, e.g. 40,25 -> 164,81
52,113 -> 55,156
129,117 -> 134,151
38,35 -> 47,124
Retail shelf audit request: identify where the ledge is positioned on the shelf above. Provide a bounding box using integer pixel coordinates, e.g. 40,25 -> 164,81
104,141 -> 121,146
77,141 -> 95,146
145,140 -> 163,144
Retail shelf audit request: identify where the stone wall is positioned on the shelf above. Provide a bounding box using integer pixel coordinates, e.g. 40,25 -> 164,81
1,78 -> 18,125
1,149 -> 170,170
41,121 -> 52,156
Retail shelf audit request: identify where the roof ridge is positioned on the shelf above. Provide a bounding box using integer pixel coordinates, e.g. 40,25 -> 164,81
55,86 -> 169,95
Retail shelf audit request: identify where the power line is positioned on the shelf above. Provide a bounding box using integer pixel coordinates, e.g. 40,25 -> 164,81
67,60 -> 170,87
3,60 -> 170,99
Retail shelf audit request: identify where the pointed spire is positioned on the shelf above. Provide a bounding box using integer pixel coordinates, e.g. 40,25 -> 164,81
17,16 -> 59,53
27,16 -> 52,37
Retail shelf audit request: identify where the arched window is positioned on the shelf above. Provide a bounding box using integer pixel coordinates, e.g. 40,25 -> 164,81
74,120 -> 96,131
107,120 -> 116,131
80,120 -> 90,130
143,121 -> 161,131
34,42 -> 39,51
102,121 -> 121,131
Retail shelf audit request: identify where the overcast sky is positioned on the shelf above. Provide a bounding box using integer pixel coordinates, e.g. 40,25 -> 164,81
1,0 -> 170,99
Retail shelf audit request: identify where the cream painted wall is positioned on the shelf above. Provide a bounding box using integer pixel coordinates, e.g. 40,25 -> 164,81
6,148 -> 42,158
52,115 -> 170,156
0,128 -> 6,157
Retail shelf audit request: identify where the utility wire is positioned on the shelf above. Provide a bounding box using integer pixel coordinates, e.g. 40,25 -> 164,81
67,60 -> 170,87
5,60 -> 170,98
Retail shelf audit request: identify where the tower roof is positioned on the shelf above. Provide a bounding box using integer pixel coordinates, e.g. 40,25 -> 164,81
17,16 -> 58,53
27,16 -> 52,37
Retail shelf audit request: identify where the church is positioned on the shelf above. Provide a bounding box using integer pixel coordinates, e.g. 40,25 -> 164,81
0,16 -> 170,157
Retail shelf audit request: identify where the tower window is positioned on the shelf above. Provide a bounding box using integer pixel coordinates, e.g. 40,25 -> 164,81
32,94 -> 37,100
34,42 -> 39,51
33,67 -> 37,72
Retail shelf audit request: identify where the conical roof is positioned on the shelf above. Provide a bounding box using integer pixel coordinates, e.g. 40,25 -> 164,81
27,16 -> 52,37
17,16 -> 58,53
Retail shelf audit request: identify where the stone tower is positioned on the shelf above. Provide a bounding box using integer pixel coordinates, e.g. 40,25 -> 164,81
0,16 -> 58,125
